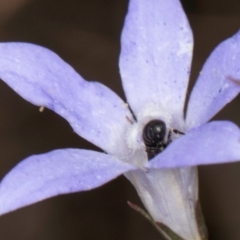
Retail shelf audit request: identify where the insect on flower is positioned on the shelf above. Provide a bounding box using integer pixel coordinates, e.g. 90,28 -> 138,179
143,120 -> 184,160
1,0 -> 240,239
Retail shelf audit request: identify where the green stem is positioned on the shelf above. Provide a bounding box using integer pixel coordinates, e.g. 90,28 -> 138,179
127,201 -> 184,240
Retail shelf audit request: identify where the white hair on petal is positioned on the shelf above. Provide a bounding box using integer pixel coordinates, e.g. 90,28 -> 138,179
126,123 -> 144,151
137,103 -> 172,127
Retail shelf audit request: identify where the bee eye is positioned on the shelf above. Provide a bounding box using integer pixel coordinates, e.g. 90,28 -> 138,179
143,120 -> 166,147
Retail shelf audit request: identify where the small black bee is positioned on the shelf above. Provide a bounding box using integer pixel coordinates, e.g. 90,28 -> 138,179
142,119 -> 184,160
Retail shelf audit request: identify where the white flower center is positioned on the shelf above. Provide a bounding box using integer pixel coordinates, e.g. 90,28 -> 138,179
125,103 -> 174,166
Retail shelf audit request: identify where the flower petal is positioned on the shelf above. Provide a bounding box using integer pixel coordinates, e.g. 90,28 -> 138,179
186,30 -> 240,128
0,149 -> 136,215
125,167 -> 199,240
119,0 -> 193,119
0,43 -> 133,156
148,121 -> 240,168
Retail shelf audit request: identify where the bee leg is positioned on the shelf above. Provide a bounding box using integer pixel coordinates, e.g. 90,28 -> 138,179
172,129 -> 185,135
163,130 -> 172,147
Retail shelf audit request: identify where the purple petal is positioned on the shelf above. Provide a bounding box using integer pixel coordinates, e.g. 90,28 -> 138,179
119,0 -> 193,119
0,149 -> 136,215
186,30 -> 240,128
148,121 -> 240,168
0,43 -> 133,156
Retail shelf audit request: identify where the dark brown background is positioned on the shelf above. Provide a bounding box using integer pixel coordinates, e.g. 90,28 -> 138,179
0,0 -> 240,239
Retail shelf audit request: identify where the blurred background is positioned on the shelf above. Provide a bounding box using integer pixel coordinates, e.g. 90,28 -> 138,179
0,0 -> 240,239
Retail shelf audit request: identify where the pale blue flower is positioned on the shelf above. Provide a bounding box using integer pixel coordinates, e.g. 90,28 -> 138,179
1,0 -> 240,239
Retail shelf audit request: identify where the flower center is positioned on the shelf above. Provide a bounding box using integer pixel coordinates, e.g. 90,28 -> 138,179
125,103 -> 185,165
143,119 -> 184,160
